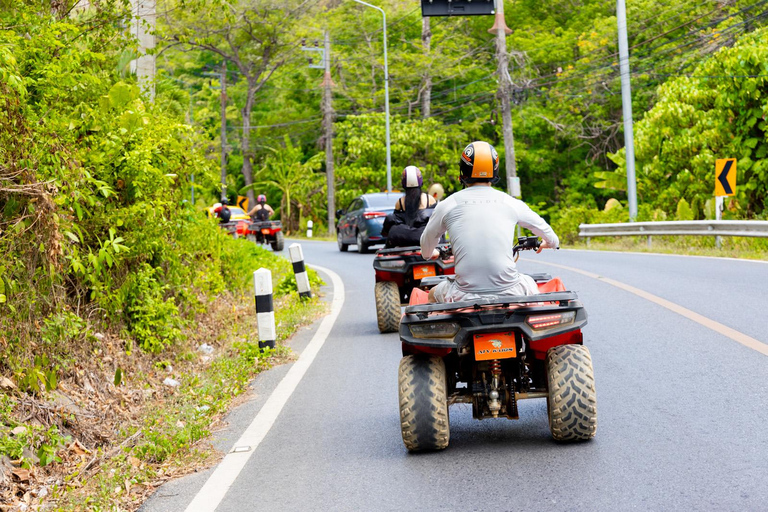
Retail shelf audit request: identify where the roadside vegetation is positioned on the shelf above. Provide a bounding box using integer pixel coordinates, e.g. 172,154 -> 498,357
0,2 -> 325,509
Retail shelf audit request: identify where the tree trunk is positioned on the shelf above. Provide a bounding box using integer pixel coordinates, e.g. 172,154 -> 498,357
240,82 -> 257,209
421,17 -> 432,118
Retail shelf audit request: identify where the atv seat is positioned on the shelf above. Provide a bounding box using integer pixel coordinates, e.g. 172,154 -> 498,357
420,275 -> 454,288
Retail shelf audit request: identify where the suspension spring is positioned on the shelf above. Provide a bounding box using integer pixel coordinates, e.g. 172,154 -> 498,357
489,359 -> 501,375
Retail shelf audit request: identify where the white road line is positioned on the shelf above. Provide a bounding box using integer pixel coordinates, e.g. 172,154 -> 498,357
527,259 -> 768,357
184,265 -> 345,512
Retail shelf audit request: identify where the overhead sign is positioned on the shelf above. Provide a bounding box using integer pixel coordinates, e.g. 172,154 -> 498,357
237,195 -> 249,211
421,0 -> 495,16
714,159 -> 736,197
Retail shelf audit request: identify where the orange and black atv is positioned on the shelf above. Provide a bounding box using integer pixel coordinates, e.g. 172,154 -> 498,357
372,245 -> 454,333
397,237 -> 596,451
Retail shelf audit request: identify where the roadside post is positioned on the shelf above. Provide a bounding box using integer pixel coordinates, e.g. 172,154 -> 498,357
714,158 -> 737,249
289,244 -> 312,299
307,220 -> 313,238
253,269 -> 276,350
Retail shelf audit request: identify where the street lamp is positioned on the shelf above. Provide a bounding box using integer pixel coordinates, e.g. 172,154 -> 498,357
352,0 -> 392,192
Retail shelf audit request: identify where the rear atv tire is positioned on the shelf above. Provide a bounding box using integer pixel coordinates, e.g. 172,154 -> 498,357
398,355 -> 450,451
374,281 -> 401,333
546,344 -> 597,441
271,231 -> 285,252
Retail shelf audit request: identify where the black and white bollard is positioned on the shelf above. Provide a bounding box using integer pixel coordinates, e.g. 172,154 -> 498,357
253,268 -> 276,349
306,220 -> 313,238
288,243 -> 312,300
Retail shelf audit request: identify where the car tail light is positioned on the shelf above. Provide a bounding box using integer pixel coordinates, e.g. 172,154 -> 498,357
363,211 -> 387,219
526,311 -> 576,330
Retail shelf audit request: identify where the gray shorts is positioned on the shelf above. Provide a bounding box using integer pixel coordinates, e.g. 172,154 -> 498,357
431,274 -> 539,303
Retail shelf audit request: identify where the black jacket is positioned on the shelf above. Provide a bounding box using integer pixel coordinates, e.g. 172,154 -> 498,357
382,201 -> 436,248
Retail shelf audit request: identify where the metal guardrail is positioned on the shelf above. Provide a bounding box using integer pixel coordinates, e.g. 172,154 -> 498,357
579,220 -> 768,247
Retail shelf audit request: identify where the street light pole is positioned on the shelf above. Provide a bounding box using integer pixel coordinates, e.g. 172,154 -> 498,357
617,0 -> 638,220
352,0 -> 391,192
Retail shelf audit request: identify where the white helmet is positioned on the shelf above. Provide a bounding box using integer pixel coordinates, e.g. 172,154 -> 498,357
402,166 -> 423,188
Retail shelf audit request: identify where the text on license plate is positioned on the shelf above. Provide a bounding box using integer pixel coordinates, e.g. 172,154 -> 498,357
413,264 -> 436,280
474,332 -> 517,361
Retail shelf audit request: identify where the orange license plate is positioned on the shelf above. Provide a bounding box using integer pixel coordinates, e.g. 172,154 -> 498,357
413,264 -> 436,280
474,332 -> 517,361
261,229 -> 270,234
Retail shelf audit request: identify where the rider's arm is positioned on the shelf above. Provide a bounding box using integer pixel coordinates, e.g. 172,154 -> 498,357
420,196 -> 453,259
508,197 -> 560,249
266,205 -> 274,215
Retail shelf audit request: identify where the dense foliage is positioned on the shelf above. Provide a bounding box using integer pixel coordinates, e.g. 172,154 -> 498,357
157,0 -> 768,235
0,2 -> 280,372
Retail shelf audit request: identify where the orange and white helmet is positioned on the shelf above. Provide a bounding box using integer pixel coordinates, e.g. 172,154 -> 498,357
459,141 -> 499,184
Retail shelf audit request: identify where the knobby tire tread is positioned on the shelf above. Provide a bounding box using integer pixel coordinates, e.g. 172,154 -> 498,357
375,281 -> 401,333
546,344 -> 597,441
398,355 -> 450,451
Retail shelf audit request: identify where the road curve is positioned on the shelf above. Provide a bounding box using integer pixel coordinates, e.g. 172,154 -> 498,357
143,242 -> 768,512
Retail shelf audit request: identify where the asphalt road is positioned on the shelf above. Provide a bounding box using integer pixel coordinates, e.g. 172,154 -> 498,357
142,242 -> 768,512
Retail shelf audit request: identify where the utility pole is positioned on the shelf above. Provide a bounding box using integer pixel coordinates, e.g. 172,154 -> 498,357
421,16 -> 432,118
131,0 -> 156,101
220,61 -> 228,202
322,31 -> 336,236
617,0 -> 638,220
488,1 -> 520,198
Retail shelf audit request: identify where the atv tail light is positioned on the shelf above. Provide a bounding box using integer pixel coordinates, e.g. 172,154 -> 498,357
261,228 -> 271,234
363,211 -> 387,219
378,259 -> 405,269
410,322 -> 460,339
526,311 -> 576,330
236,222 -> 249,235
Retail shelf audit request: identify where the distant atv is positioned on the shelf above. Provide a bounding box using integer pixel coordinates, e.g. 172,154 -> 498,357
245,220 -> 285,252
372,245 -> 454,333
397,237 -> 597,451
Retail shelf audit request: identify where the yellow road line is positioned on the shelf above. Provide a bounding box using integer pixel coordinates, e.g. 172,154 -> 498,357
527,259 -> 768,357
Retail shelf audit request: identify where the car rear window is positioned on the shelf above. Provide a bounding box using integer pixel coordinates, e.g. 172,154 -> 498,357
365,194 -> 403,209
229,207 -> 246,216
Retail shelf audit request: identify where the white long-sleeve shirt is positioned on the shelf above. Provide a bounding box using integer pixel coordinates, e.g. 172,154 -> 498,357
420,186 -> 559,295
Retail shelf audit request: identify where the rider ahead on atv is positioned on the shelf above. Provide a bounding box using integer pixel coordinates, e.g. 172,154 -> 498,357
382,166 -> 437,248
247,194 -> 274,221
420,141 -> 559,303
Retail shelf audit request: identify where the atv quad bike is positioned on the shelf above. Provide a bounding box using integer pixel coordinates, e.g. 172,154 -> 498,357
245,220 -> 285,252
397,237 -> 597,451
372,245 -> 455,333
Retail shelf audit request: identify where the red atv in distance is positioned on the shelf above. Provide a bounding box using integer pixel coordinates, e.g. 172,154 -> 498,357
243,220 -> 285,252
373,245 -> 455,333
397,237 -> 597,451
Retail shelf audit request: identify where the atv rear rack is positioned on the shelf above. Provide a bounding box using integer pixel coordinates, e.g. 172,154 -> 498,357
404,291 -> 580,318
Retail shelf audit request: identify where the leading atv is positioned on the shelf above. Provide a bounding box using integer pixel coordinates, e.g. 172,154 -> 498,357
397,237 -> 596,451
373,245 -> 454,333
245,219 -> 284,252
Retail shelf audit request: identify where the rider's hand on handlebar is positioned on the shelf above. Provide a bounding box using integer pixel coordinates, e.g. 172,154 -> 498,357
537,240 -> 554,254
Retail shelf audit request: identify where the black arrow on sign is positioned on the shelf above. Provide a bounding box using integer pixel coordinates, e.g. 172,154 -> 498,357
718,160 -> 733,195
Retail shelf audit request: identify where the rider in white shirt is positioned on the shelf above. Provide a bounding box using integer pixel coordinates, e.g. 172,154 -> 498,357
420,141 -> 559,303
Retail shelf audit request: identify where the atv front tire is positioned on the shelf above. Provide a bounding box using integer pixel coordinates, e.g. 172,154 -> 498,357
546,344 -> 597,441
374,281 -> 401,333
398,355 -> 450,452
271,231 -> 285,252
